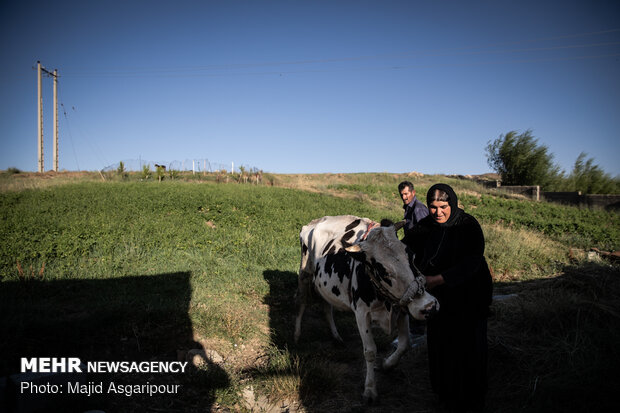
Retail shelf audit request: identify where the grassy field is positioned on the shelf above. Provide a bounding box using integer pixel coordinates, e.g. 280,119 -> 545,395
1,171 -> 619,412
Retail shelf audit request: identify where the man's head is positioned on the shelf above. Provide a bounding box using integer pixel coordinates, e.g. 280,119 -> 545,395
398,181 -> 415,206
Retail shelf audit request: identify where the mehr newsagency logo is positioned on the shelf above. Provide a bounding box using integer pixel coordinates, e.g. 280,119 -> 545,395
19,357 -> 186,397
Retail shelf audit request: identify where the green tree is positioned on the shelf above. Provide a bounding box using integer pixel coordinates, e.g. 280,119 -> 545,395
486,130 -> 560,187
141,164 -> 151,180
155,165 -> 166,182
568,153 -> 619,194
116,161 -> 128,180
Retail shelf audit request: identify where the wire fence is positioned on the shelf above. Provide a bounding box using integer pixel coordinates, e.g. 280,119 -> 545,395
101,159 -> 262,174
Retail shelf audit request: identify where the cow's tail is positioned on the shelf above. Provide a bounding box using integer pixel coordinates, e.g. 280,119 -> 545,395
295,232 -> 314,343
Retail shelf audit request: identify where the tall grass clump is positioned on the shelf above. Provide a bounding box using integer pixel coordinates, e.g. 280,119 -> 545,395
484,223 -> 568,280
141,164 -> 151,180
249,346 -> 302,402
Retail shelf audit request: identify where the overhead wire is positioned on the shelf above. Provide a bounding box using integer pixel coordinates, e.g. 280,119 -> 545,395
58,52 -> 620,79
67,106 -> 110,169
59,102 -> 80,171
59,84 -> 110,171
60,28 -> 620,78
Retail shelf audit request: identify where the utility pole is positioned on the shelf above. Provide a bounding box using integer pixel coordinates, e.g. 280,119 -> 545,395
36,61 -> 59,172
37,62 -> 43,172
53,69 -> 58,172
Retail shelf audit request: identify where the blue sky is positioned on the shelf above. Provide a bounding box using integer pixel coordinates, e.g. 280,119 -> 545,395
1,0 -> 619,176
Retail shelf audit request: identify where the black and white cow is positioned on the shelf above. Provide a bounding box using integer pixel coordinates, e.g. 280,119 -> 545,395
294,215 -> 439,402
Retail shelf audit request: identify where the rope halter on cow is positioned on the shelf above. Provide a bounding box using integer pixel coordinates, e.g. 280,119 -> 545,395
361,221 -> 380,240
366,264 -> 426,310
398,270 -> 427,306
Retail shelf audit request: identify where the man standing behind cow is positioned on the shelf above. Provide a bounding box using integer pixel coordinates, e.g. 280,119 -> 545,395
399,181 -> 429,237
397,181 -> 429,343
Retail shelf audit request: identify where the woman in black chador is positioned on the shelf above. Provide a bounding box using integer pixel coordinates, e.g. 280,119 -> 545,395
403,183 -> 493,412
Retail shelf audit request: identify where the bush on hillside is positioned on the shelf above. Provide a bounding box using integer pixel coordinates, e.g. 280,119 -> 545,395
563,152 -> 620,194
486,130 -> 560,188
487,131 -> 618,194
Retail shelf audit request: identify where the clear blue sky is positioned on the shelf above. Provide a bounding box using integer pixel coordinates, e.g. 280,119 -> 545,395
1,0 -> 619,175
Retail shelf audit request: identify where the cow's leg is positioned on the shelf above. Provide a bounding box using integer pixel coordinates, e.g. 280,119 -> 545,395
383,310 -> 410,370
294,270 -> 312,343
322,301 -> 344,343
294,303 -> 305,344
354,310 -> 379,403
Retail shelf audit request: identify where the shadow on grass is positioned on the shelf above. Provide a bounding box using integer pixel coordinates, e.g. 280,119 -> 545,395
486,262 -> 620,412
262,269 -> 435,413
264,262 -> 620,413
0,272 -> 229,413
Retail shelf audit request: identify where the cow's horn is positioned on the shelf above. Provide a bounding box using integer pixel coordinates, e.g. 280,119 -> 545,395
345,244 -> 362,253
394,220 -> 406,231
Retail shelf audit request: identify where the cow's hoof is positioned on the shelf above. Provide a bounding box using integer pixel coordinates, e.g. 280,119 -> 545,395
382,360 -> 395,371
382,355 -> 400,370
332,336 -> 345,347
362,389 -> 379,405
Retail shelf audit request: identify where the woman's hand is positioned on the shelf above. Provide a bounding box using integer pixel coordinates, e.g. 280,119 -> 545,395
426,274 -> 445,290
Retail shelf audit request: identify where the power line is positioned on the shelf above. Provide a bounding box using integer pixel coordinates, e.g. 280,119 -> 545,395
60,103 -> 80,171
56,52 -> 620,80
60,28 -> 620,78
66,105 -> 110,169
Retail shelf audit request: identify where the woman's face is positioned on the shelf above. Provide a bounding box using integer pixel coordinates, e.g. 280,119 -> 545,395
429,200 -> 451,224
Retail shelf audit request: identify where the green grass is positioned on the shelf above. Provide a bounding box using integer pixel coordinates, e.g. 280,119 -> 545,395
1,175 -> 618,411
0,181 -> 388,342
320,177 -> 619,252
1,180 -> 391,410
461,193 -> 619,251
0,182 -> 372,275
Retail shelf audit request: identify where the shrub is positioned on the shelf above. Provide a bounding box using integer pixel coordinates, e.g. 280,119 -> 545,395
486,130 -> 560,188
169,169 -> 180,180
155,165 -> 166,182
141,164 -> 151,180
565,152 -> 620,194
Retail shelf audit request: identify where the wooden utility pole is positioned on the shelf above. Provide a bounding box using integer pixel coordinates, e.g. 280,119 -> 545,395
36,61 -> 59,172
53,69 -> 58,171
37,62 -> 43,172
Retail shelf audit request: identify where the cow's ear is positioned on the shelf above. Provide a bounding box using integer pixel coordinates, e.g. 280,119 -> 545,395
393,220 -> 406,231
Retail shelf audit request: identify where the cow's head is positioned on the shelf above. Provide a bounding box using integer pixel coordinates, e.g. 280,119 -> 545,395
345,220 -> 439,320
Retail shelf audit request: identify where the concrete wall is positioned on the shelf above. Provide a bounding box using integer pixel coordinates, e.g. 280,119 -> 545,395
496,185 -> 540,201
482,184 -> 620,211
583,194 -> 620,211
540,191 -> 582,206
540,191 -> 620,210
